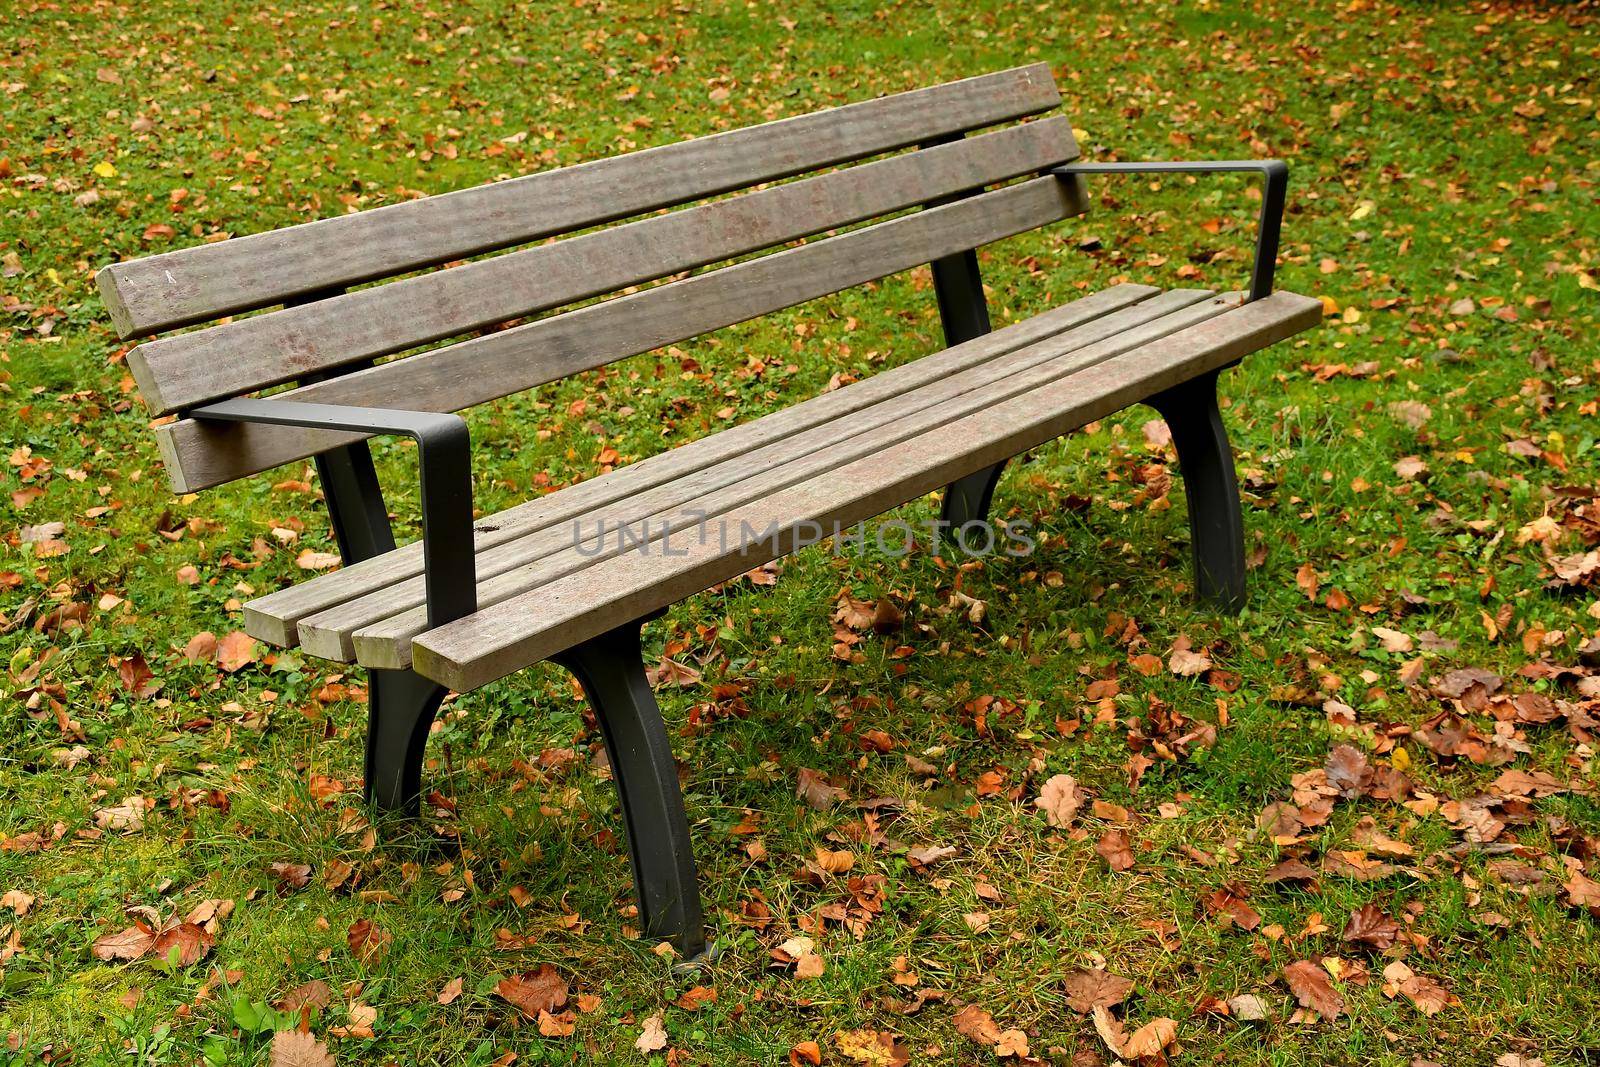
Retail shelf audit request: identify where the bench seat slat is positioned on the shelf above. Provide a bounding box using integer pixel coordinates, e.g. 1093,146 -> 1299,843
100,63 -> 1060,339
156,174 -> 1087,493
291,289 -> 1214,660
129,118 -> 1079,414
243,284 -> 1157,648
407,290 -> 1321,693
337,289 -> 1233,668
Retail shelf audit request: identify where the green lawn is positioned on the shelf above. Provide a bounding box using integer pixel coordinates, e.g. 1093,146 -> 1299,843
3,0 -> 1599,1063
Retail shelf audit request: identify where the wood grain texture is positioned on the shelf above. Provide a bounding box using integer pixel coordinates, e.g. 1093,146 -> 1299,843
242,285 -> 1158,647
410,291 -> 1322,692
341,291 -> 1232,668
127,119 -> 1078,414
157,175 -> 1088,493
98,64 -> 1060,339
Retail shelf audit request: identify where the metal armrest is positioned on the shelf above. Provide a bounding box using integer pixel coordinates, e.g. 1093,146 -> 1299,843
1049,160 -> 1288,302
190,398 -> 476,628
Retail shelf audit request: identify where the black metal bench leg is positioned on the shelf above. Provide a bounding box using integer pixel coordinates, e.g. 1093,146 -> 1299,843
311,430 -> 449,815
1146,368 -> 1247,611
364,668 -> 447,813
940,461 -> 1007,543
554,621 -> 707,959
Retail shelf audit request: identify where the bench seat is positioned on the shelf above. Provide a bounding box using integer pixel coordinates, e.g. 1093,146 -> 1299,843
244,283 -> 1319,691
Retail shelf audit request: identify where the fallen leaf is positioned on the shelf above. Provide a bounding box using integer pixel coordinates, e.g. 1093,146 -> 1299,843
437,977 -> 464,1005
1168,647 -> 1211,676
150,922 -> 213,967
92,923 -> 157,962
276,979 -> 332,1013
1095,829 -> 1135,872
1063,968 -> 1135,1013
833,1029 -> 909,1066
1034,773 -> 1083,828
953,1004 -> 1002,1045
1284,959 -> 1344,1020
269,1030 -> 335,1067
496,964 -> 568,1019
635,1013 -> 668,1055
217,631 -> 258,673
1341,903 -> 1402,950
345,919 -> 390,967
1381,960 -> 1456,1015
796,767 -> 847,809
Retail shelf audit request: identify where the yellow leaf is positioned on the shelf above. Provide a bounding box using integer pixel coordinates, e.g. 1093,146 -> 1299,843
93,161 -> 117,179
1349,199 -> 1375,220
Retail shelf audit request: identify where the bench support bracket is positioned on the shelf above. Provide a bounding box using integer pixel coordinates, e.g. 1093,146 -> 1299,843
1145,368 -> 1247,610
554,620 -> 707,959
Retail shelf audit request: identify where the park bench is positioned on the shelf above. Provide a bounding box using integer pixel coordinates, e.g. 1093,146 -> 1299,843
101,64 -> 1320,959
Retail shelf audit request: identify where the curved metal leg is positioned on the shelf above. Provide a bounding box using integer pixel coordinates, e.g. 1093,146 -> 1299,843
364,668 -> 447,813
555,621 -> 707,958
1146,368 -> 1247,611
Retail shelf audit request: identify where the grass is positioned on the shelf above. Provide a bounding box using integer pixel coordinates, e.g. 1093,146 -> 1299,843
2,0 -> 1599,1062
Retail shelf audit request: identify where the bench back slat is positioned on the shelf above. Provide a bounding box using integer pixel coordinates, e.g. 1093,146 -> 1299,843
155,175 -> 1086,492
127,117 -> 1079,414
99,64 -> 1059,339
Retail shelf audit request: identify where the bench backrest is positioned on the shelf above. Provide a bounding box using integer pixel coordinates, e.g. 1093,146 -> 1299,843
101,64 -> 1088,493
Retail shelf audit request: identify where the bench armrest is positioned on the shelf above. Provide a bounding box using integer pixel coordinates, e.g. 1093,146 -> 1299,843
189,398 -> 477,629
1049,160 -> 1288,302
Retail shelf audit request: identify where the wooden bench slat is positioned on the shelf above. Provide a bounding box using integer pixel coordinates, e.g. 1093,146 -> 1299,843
129,118 -> 1078,415
156,174 -> 1088,493
289,289 -> 1212,661
98,64 -> 1060,339
341,289 -> 1237,669
243,284 -> 1158,648
409,291 -> 1322,692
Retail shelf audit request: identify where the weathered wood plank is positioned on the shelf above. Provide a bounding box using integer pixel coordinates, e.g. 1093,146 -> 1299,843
99,64 -> 1061,339
410,292 -> 1322,692
340,291 -> 1231,668
127,119 -> 1078,414
295,291 -> 1210,660
243,285 -> 1158,648
157,175 -> 1088,493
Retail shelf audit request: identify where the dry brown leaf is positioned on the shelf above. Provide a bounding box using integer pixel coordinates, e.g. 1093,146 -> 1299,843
1034,773 -> 1083,829
1095,829 -> 1135,872
437,977 -> 464,1005
796,768 -> 847,810
217,630 -> 258,673
269,1029 -> 335,1067
1063,968 -> 1134,1013
994,1029 -> 1030,1059
634,1013 -> 668,1055
1566,869 -> 1600,911
277,979 -> 332,1013
91,923 -> 156,961
1381,960 -> 1456,1015
1168,647 -> 1211,677
496,964 -> 569,1019
345,919 -> 390,967
150,922 -> 213,967
1120,1017 -> 1178,1058
1341,903 -> 1402,950
952,1004 -> 1003,1045
1284,959 -> 1344,1020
